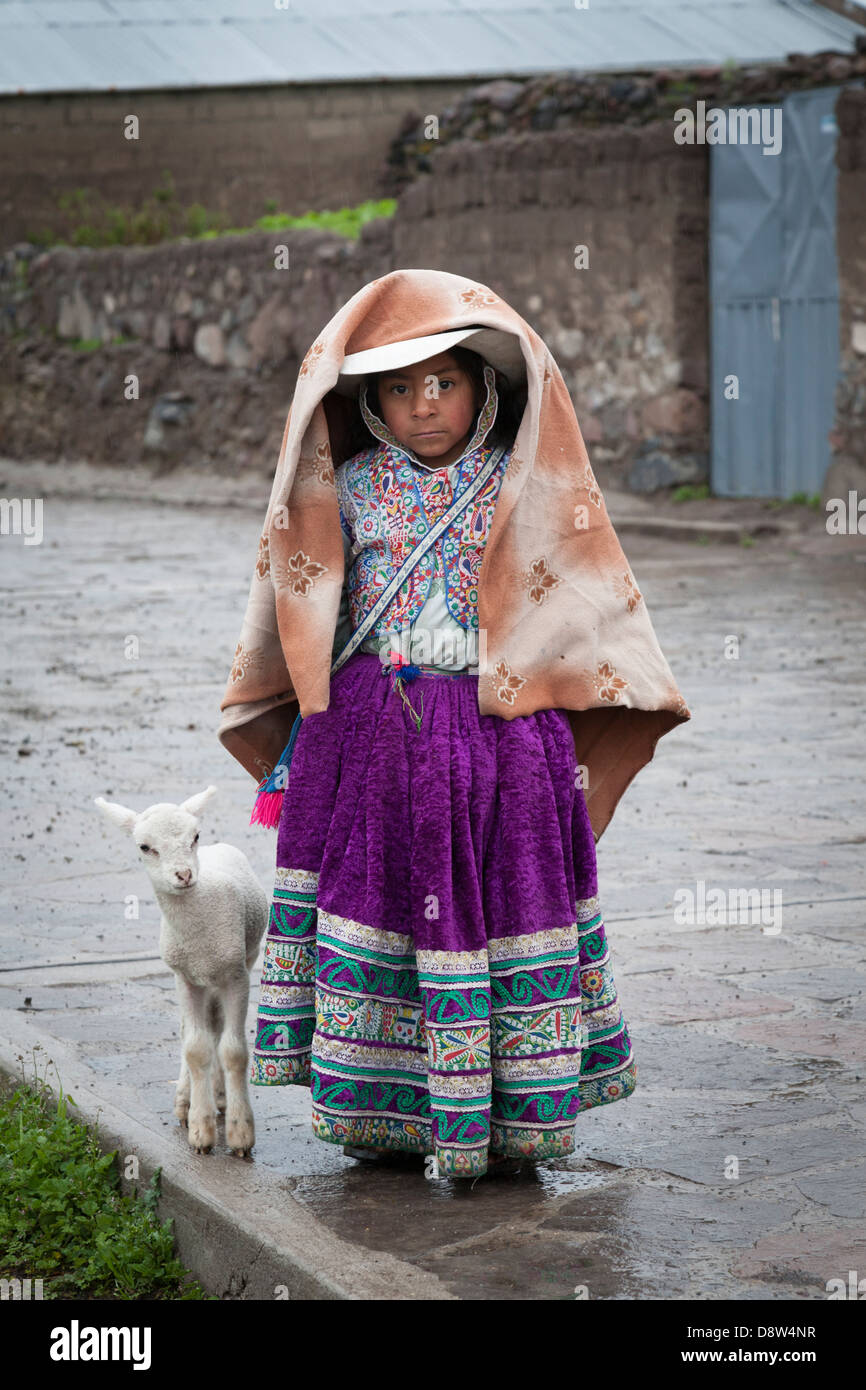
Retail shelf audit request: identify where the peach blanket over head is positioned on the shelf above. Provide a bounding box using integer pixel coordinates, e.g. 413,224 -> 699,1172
217,268 -> 690,841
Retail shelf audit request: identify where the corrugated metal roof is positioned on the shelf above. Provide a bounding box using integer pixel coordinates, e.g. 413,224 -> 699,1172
0,0 -> 862,95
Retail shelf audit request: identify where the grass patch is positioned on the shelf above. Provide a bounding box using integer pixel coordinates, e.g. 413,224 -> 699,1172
0,1052 -> 211,1300
29,172 -> 396,249
67,335 -> 135,351
671,483 -> 710,503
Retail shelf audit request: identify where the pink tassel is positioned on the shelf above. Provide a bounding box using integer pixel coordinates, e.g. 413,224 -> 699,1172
250,787 -> 284,829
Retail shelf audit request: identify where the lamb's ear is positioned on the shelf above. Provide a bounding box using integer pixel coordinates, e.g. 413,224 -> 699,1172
179,785 -> 218,818
94,796 -> 139,832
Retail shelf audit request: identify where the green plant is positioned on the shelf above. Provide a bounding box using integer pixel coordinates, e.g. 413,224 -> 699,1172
184,203 -> 218,238
671,483 -> 710,502
40,186 -> 394,249
788,490 -> 822,510
739,532 -> 755,547
57,188 -> 94,215
666,78 -> 697,99
0,1052 -> 211,1300
253,198 -> 397,240
152,169 -> 177,205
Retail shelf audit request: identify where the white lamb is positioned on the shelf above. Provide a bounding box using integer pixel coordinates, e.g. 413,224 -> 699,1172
94,785 -> 268,1157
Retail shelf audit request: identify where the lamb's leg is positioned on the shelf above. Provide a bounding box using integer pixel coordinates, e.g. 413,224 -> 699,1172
218,972 -> 255,1157
213,1062 -> 226,1114
174,1001 -> 190,1125
176,978 -> 217,1153
209,993 -> 227,1113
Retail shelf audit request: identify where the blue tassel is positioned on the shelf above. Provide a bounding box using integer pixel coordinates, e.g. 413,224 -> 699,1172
250,712 -> 304,826
263,711 -> 304,792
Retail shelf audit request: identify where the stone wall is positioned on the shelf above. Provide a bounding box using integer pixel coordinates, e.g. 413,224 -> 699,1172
4,74 -> 866,492
0,80 -> 473,250
390,124 -> 709,482
0,223 -> 392,476
385,46 -> 866,192
1,119 -> 706,484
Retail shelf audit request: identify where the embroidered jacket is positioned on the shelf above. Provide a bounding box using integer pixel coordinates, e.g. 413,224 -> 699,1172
335,439 -> 510,648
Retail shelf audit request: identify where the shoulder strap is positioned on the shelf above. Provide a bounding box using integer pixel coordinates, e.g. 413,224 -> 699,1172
251,447 -> 507,816
330,445 -> 506,675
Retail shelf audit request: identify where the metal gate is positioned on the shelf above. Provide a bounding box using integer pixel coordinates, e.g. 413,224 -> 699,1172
709,86 -> 845,498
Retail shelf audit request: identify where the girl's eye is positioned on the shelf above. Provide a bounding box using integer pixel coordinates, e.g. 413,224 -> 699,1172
388,383 -> 408,395
438,378 -> 454,390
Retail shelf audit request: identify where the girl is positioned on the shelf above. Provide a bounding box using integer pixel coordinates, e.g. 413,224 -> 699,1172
218,269 -> 690,1179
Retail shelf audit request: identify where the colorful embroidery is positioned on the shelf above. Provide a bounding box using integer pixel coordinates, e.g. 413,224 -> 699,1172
250,867 -> 318,1086
335,440 -> 508,641
251,881 -> 636,1171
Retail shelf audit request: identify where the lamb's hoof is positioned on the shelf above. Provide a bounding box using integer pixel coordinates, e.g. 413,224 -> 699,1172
216,1098 -> 227,1115
225,1113 -> 255,1155
230,1146 -> 253,1159
188,1115 -> 217,1152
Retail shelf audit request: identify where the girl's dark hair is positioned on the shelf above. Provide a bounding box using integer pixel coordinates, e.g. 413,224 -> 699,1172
336,346 -> 525,463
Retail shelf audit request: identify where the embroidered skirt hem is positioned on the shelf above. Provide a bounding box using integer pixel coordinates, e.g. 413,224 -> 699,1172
250,651 -> 636,1177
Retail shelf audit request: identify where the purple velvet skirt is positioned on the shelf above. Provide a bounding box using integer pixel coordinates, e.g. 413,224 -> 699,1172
251,649 -> 636,1176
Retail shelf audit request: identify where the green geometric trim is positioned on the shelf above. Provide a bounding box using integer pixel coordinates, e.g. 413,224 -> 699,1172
317,930 -> 417,970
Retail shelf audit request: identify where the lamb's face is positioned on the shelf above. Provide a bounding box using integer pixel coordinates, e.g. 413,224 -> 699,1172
134,807 -> 202,894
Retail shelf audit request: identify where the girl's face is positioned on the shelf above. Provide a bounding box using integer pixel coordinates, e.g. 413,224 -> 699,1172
374,352 -> 482,468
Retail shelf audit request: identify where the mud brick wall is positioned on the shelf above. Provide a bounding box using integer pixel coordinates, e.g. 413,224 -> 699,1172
0,81 -> 473,249
390,123 -> 709,474
0,119 -> 709,481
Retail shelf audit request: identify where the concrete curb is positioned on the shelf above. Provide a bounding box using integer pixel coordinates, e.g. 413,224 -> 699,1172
610,515 -> 790,543
0,1011 -> 456,1301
